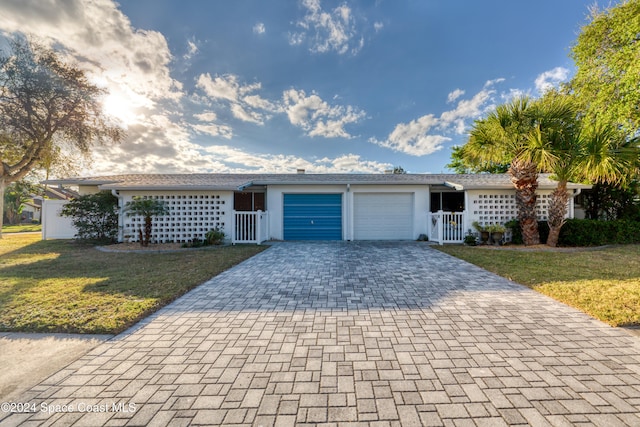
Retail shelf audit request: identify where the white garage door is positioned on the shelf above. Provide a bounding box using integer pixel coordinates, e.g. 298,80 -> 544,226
353,193 -> 414,240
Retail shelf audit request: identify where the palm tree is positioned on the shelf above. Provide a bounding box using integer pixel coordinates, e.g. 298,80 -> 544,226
123,197 -> 169,246
465,95 -> 580,245
518,89 -> 639,246
525,119 -> 637,246
464,97 -> 540,245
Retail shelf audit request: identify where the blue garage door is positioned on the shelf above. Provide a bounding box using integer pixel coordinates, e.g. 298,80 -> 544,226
283,193 -> 342,240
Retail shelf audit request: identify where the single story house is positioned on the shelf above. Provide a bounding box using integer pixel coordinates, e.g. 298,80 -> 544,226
42,172 -> 590,244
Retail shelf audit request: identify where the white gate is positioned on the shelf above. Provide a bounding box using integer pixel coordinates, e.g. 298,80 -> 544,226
232,210 -> 268,244
427,211 -> 466,245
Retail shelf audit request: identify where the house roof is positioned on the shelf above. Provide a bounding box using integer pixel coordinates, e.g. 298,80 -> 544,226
44,173 -> 591,192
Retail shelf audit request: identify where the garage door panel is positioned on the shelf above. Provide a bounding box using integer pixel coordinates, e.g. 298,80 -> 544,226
354,193 -> 413,240
283,193 -> 342,240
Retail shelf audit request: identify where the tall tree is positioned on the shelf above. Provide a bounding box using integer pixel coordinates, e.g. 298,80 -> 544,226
520,92 -> 639,246
0,36 -> 124,238
464,97 -> 541,245
463,96 -> 579,245
568,0 -> 640,134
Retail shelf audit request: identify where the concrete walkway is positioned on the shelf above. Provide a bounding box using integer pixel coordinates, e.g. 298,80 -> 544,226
2,242 -> 640,426
0,333 -> 112,401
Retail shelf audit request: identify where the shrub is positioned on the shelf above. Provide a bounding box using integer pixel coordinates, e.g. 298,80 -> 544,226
181,227 -> 226,248
205,226 -> 225,245
559,219 -> 640,246
60,191 -> 119,243
507,218 -> 640,246
463,235 -> 477,246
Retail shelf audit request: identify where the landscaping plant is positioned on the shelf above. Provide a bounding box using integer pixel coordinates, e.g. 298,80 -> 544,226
60,191 -> 119,243
123,197 -> 169,246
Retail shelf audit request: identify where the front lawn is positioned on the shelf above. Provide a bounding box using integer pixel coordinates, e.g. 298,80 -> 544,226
0,234 -> 266,334
435,244 -> 640,327
2,223 -> 42,233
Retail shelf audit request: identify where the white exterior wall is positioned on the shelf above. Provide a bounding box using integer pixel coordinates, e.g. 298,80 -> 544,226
465,188 -> 573,232
266,184 -> 429,241
117,190 -> 233,243
78,185 -> 100,195
42,200 -> 76,239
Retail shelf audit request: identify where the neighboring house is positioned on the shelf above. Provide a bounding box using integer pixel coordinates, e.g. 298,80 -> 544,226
23,186 -> 79,223
20,200 -> 41,222
42,172 -> 590,244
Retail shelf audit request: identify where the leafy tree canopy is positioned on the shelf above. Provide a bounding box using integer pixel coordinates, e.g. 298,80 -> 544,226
568,0 -> 640,134
446,145 -> 509,174
0,35 -> 124,236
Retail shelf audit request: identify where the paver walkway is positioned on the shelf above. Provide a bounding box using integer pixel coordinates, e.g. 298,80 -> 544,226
2,242 -> 640,426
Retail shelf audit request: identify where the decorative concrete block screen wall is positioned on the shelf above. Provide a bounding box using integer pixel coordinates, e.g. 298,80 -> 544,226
467,189 -> 554,227
121,191 -> 232,243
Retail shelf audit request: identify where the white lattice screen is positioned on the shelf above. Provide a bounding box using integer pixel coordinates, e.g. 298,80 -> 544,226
469,191 -> 552,227
122,192 -> 231,243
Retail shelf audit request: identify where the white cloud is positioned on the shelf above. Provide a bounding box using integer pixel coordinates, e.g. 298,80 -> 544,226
195,75 -> 364,138
289,0 -> 362,55
192,123 -> 233,139
90,114 -> 222,174
370,114 -> 450,156
192,110 -> 233,138
204,145 -> 391,173
535,66 -> 570,94
282,89 -> 366,138
439,82 -> 497,134
374,22 -> 384,32
230,103 -> 264,125
184,38 -> 199,60
0,0 -> 183,107
196,73 -> 275,125
372,80 -> 502,156
447,89 -> 464,104
196,73 -> 243,102
253,22 -> 266,35
194,111 -> 218,122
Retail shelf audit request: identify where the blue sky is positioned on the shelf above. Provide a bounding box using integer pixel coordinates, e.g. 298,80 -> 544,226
0,0 -> 612,176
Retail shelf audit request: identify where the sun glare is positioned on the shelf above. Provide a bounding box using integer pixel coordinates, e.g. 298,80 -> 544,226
103,93 -> 140,127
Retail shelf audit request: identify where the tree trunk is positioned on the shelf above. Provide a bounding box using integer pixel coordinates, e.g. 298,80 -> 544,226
546,181 -> 569,247
0,178 -> 5,239
144,216 -> 152,247
509,159 -> 540,246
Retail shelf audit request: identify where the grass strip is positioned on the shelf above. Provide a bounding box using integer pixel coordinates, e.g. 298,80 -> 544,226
0,234 -> 266,334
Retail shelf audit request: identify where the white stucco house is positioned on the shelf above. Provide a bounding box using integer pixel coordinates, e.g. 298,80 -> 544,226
42,172 -> 590,244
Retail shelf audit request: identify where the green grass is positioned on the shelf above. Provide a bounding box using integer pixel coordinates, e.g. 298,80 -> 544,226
435,244 -> 640,327
2,223 -> 42,233
0,234 -> 267,334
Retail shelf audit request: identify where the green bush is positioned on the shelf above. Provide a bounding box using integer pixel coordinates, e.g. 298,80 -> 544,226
60,191 -> 119,243
205,226 -> 225,245
559,219 -> 640,246
181,227 -> 226,248
507,218 -> 640,246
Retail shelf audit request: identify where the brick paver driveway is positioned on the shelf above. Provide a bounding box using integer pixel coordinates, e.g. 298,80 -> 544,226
3,242 -> 640,426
